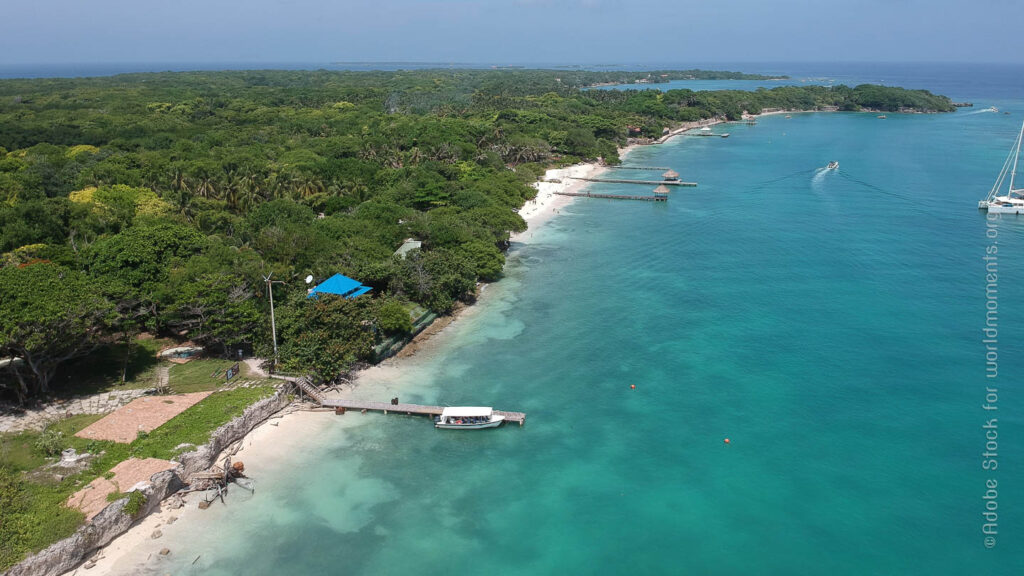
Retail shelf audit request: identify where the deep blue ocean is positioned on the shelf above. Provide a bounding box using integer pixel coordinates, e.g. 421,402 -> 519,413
91,63 -> 1024,574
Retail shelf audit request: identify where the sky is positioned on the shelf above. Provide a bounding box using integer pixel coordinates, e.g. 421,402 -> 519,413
1,0 -> 1022,65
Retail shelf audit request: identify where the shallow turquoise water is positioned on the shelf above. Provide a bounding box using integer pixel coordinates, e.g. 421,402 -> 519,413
141,76 -> 1024,575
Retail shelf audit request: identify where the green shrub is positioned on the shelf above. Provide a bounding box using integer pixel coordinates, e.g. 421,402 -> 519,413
122,491 -> 147,517
378,300 -> 413,335
33,430 -> 64,457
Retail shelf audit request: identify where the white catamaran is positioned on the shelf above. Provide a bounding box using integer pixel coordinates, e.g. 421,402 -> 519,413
980,121 -> 1024,214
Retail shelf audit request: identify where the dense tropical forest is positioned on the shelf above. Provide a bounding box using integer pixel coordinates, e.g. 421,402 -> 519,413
0,69 -> 954,402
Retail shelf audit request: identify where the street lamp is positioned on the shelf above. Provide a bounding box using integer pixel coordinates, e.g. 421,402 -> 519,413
262,272 -> 284,372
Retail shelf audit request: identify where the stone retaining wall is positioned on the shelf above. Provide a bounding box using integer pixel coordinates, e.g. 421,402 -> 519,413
3,389 -> 292,576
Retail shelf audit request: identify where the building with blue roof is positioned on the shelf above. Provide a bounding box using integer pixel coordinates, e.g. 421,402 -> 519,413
307,273 -> 372,300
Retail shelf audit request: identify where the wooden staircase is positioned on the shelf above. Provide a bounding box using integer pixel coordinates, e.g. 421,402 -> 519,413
293,376 -> 327,405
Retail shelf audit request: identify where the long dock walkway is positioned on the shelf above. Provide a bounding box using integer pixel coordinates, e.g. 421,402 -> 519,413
293,377 -> 526,426
571,177 -> 697,187
554,191 -> 665,202
606,165 -> 671,171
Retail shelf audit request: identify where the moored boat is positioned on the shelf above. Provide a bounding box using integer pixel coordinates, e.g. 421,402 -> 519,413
979,121 -> 1024,214
434,407 -> 505,429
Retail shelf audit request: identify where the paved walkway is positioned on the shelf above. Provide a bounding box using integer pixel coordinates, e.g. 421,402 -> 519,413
1,374 -> 271,435
76,392 -> 212,443
66,457 -> 178,520
0,388 -> 154,434
243,358 -> 269,378
155,366 -> 170,391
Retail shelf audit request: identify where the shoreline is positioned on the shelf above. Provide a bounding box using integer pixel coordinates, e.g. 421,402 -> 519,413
60,109 -> 770,575
73,408 -> 341,575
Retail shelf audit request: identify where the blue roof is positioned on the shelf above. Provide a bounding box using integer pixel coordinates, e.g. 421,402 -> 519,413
307,273 -> 372,300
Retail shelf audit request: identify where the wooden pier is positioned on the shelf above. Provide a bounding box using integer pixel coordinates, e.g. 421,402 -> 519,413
606,165 -> 671,171
554,191 -> 666,202
570,177 -> 697,187
293,377 -> 526,426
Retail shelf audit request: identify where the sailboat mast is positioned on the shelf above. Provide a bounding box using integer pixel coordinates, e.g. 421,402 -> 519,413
1010,121 -> 1024,193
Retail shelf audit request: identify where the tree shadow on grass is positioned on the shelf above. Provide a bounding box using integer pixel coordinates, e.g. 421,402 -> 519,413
50,337 -> 167,399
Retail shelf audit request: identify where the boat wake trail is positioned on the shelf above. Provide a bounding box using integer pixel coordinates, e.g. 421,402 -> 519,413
747,168 -> 818,193
811,167 -> 831,187
836,171 -> 925,211
961,108 -> 998,116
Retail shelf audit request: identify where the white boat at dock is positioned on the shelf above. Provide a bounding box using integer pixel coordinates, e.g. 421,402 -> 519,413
434,407 -> 505,429
979,121 -> 1024,214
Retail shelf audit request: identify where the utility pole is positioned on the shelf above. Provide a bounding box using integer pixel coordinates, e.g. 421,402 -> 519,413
262,272 -> 284,372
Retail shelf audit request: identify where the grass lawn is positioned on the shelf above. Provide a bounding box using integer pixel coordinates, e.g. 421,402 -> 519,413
167,357 -> 262,393
0,385 -> 277,571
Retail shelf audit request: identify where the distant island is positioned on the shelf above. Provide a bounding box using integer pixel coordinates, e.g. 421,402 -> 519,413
579,69 -> 788,86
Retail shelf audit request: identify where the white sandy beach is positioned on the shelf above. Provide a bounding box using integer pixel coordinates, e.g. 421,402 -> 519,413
511,162 -> 608,239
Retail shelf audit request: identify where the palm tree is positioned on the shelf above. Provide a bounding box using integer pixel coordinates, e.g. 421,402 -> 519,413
169,187 -> 195,221
221,169 -> 241,210
297,175 -> 325,199
407,146 -> 423,165
170,168 -> 190,195
343,182 -> 371,204
431,142 -> 458,164
193,168 -> 217,199
264,172 -> 285,200
240,168 -> 264,211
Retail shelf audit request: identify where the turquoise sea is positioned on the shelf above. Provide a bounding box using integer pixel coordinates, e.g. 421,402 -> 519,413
120,65 -> 1024,574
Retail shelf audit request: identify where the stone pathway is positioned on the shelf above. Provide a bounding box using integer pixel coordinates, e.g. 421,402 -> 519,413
0,388 -> 154,434
75,392 -> 212,444
225,379 -> 264,389
66,457 -> 178,520
0,375 -> 270,435
155,366 -> 170,392
242,357 -> 269,378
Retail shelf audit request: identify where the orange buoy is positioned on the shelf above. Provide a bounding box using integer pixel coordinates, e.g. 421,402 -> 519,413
724,438 -> 730,444
630,384 -> 636,390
